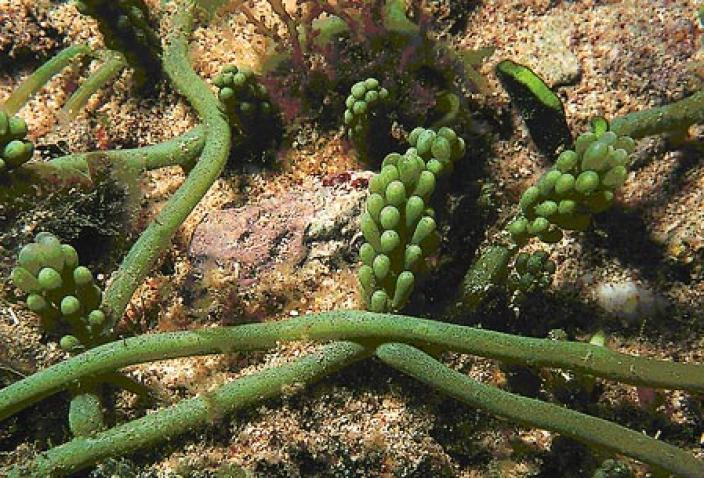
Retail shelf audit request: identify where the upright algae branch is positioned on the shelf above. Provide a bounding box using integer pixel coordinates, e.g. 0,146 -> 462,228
343,78 -> 390,163
11,233 -> 106,348
359,126 -> 465,312
507,123 -> 635,245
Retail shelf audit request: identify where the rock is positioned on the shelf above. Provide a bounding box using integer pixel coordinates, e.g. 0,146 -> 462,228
594,280 -> 667,322
527,16 -> 581,88
189,192 -> 315,288
188,172 -> 371,289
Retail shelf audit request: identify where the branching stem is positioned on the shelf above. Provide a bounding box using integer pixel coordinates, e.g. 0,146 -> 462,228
611,90 -> 704,139
2,311 -> 702,423
60,51 -> 127,120
48,125 -> 206,173
100,1 -> 231,328
1,44 -> 91,115
377,343 -> 704,478
6,342 -> 369,478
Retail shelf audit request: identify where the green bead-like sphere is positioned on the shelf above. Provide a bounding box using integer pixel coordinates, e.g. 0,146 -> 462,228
379,206 -> 401,230
382,153 -> 402,168
3,140 -> 25,161
404,245 -> 423,270
581,141 -> 608,171
373,254 -> 391,280
507,217 -> 528,238
607,148 -> 628,168
358,265 -> 375,292
37,268 -> 62,290
538,170 -> 562,197
370,290 -> 388,312
61,296 -> 81,316
73,266 -> 94,286
556,150 -> 579,172
575,171 -> 600,195
558,199 -> 577,216
18,243 -> 44,275
88,309 -> 106,327
602,166 -> 627,189
60,335 -> 81,352
36,232 -> 61,248
535,201 -> 558,218
61,244 -> 80,269
426,159 -> 443,176
364,78 -> 379,90
352,101 -> 367,115
598,131 -> 618,145
431,136 -> 451,162
408,127 -> 424,146
233,72 -> 247,87
11,267 -> 40,293
520,186 -> 541,212
405,196 -> 425,228
392,271 -> 415,309
574,132 -> 596,154
416,130 -> 436,157
554,173 -> 575,196
411,216 -> 436,245
366,193 -> 385,221
413,171 -> 436,200
359,242 -> 376,266
218,88 -> 234,102
8,116 -> 27,138
527,217 -> 549,235
26,293 -> 48,312
380,230 -> 401,253
437,126 -> 457,143
380,164 -> 400,185
351,82 -> 367,99
385,181 -> 407,207
398,156 -> 421,187
360,213 -> 381,250
213,74 -> 227,88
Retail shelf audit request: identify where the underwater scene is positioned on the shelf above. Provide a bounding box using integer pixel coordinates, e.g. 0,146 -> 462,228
1,1 -> 703,477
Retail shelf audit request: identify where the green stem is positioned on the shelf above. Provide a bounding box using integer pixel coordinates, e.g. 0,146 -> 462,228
1,44 -> 92,115
60,51 -> 127,120
611,90 -> 704,139
100,2 -> 231,328
6,342 -> 369,478
2,311 -> 702,422
376,342 -> 704,478
48,125 -> 206,173
456,245 -> 513,312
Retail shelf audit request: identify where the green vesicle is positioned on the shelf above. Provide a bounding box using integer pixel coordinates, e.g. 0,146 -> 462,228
0,112 -> 34,174
358,126 -> 466,312
507,122 -> 636,244
12,232 -> 107,349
